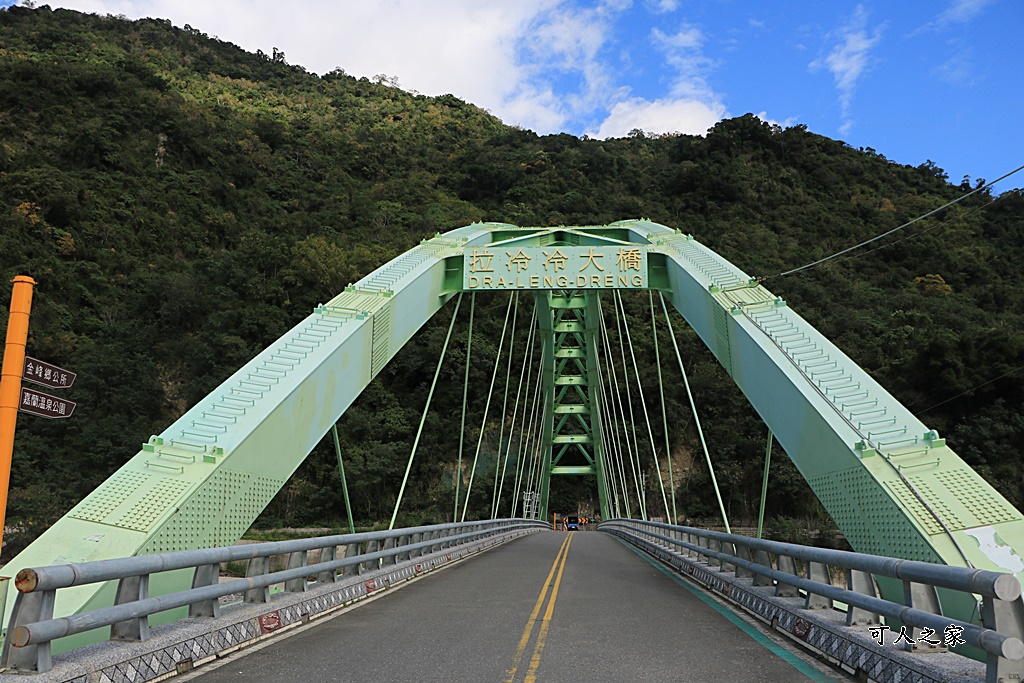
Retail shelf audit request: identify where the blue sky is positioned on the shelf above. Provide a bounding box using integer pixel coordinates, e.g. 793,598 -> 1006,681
4,0 -> 1023,192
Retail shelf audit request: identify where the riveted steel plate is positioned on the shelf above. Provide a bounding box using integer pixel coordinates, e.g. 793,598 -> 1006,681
68,471 -> 152,523
115,478 -> 192,531
935,468 -> 1021,527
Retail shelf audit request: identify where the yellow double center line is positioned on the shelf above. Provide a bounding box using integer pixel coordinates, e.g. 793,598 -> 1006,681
504,533 -> 573,683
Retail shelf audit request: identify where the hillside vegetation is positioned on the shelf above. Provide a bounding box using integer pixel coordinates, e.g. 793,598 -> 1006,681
1,6 -> 1022,553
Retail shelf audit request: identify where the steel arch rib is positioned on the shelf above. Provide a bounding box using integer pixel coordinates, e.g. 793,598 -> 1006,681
1,224 -> 498,637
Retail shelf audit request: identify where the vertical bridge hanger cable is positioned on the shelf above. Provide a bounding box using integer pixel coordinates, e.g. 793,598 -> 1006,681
650,290 -> 678,526
454,292 -> 476,522
389,293 -> 464,530
596,317 -> 625,518
491,293 -> 522,518
598,295 -> 644,520
659,292 -> 732,534
593,304 -> 629,518
461,293 -> 515,522
609,291 -> 649,520
616,290 -> 671,522
511,309 -> 540,517
498,304 -> 536,518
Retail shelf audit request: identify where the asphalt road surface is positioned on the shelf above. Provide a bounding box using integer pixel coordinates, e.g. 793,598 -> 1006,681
189,531 -> 842,682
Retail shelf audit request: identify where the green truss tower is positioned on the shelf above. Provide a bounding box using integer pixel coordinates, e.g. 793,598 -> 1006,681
535,291 -> 610,521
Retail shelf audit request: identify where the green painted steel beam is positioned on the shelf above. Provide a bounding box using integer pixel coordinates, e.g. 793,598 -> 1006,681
550,294 -> 588,309
554,404 -> 590,414
553,434 -> 593,444
552,466 -> 597,475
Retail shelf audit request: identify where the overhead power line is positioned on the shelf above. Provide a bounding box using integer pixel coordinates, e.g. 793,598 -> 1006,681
761,162 -> 1024,282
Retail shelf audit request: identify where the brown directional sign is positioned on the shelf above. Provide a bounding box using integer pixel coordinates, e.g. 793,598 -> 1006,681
23,356 -> 76,389
19,386 -> 76,419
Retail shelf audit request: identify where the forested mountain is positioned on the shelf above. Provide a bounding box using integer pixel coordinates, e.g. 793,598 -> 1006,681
1,6 -> 1022,555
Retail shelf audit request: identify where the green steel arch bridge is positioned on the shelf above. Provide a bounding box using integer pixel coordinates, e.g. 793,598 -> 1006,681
6,220 -> 1024,640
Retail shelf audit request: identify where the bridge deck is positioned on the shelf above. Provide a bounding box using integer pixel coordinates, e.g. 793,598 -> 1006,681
186,531 -> 837,682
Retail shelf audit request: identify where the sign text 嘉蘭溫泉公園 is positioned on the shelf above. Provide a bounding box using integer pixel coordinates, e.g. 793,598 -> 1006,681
19,386 -> 76,419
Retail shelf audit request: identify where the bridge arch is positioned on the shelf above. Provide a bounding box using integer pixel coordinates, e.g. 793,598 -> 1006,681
8,220 -> 1023,631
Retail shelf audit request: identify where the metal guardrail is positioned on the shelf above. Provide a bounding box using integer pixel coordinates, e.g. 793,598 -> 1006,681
600,519 -> 1024,683
2,519 -> 549,673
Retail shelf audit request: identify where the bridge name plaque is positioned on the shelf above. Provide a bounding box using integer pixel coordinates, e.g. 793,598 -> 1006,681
463,245 -> 647,290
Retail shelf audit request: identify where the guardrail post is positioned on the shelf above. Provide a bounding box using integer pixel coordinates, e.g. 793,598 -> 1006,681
708,539 -> 723,569
397,535 -> 411,561
382,536 -> 397,565
188,564 -> 221,618
983,595 -> 1024,682
1,589 -> 56,672
805,562 -> 833,610
846,570 -> 880,625
318,546 -> 338,584
775,555 -> 800,597
285,551 -> 308,593
244,556 -> 271,603
110,574 -> 152,641
410,532 -> 423,558
752,549 -> 774,587
735,544 -> 753,579
721,542 -> 737,573
903,581 -> 943,652
669,529 -> 683,554
697,535 -> 709,562
343,543 -> 361,576
363,540 -> 381,572
686,533 -> 698,558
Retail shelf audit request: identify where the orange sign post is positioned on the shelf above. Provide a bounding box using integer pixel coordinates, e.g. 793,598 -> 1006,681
0,276 -> 36,553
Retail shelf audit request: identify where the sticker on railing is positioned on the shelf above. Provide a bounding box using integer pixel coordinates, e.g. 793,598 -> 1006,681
792,618 -> 811,640
259,611 -> 282,634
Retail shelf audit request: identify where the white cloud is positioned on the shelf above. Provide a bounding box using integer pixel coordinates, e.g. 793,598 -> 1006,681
36,0 -> 717,138
914,0 -> 996,33
591,20 -> 727,138
755,111 -> 799,129
810,4 -> 885,136
593,97 -> 725,138
519,2 -> 621,124
650,24 -> 719,101
42,0 -> 586,131
646,0 -> 680,13
933,45 -> 975,85
909,0 -> 993,88
939,0 -> 995,23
